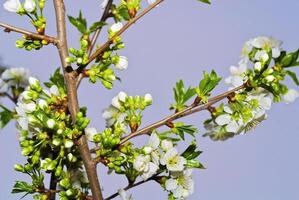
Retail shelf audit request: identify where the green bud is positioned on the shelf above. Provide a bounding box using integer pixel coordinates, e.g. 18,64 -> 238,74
55,166 -> 63,177
67,153 -> 77,162
24,163 -> 33,172
14,164 -> 24,172
52,137 -> 61,146
15,40 -> 25,48
60,178 -> 71,189
21,146 -> 34,156
47,160 -> 58,171
80,39 -> 89,48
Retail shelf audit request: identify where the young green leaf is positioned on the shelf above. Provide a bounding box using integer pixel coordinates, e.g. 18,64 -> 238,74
198,0 -> 211,4
68,11 -> 87,34
170,80 -> 196,111
286,70 -> 299,85
196,70 -> 222,102
0,105 -> 13,129
172,122 -> 198,140
11,181 -> 34,194
89,21 -> 107,33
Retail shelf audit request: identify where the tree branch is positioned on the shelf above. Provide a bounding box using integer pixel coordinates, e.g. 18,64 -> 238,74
119,84 -> 246,144
52,0 -> 104,200
87,0 -> 164,65
88,0 -> 114,56
0,22 -> 58,44
76,0 -> 164,88
90,84 -> 246,154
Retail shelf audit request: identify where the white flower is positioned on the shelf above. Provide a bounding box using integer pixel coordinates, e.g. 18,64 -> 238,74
133,155 -> 158,180
161,140 -> 173,151
28,77 -> 39,87
144,93 -> 153,104
50,85 -> 60,96
85,127 -> 98,142
283,89 -> 299,104
115,56 -> 128,71
23,0 -> 35,12
252,36 -> 282,50
118,189 -> 133,200
17,117 -> 28,130
215,114 -> 241,133
3,0 -> 21,12
46,119 -> 55,129
225,63 -> 247,87
100,0 -> 109,9
160,148 -> 186,172
166,169 -> 194,199
241,39 -> 253,59
110,22 -> 123,33
1,68 -> 30,87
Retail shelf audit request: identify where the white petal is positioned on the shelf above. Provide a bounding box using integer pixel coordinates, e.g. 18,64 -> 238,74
85,127 -> 98,142
215,114 -> 231,126
226,121 -> 239,133
283,89 -> 299,104
24,0 -> 35,12
165,178 -> 178,191
3,0 -> 21,12
148,133 -> 160,150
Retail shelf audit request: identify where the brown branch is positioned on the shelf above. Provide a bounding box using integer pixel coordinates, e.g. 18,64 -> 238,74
87,0 -> 164,65
91,84 -> 246,154
76,0 -> 164,88
52,0 -> 104,200
88,0 -> 114,56
119,84 -> 246,145
0,22 -> 58,44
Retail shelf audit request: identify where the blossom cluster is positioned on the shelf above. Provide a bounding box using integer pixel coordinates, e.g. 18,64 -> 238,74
0,67 -> 30,93
12,71 -> 93,199
4,0 -> 48,50
204,36 -> 299,141
132,133 -> 194,199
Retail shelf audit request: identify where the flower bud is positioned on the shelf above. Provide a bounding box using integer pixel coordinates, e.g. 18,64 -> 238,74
15,40 -> 25,48
118,91 -> 127,102
64,139 -> 74,148
24,0 -> 36,13
115,56 -> 128,71
110,22 -> 123,33
14,164 -> 24,172
144,93 -> 153,105
29,76 -> 42,92
254,62 -> 262,72
67,153 -> 77,162
46,119 -> 56,129
143,146 -> 153,154
265,75 -> 275,83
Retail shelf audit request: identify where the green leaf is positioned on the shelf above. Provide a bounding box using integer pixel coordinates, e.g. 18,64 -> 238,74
196,70 -> 222,102
198,0 -> 211,4
185,160 -> 205,169
68,11 -> 87,34
281,49 -> 299,68
89,21 -> 107,33
0,105 -> 13,129
172,122 -> 198,140
286,70 -> 299,86
181,141 -> 203,160
45,68 -> 66,90
170,80 -> 196,111
11,181 -> 34,194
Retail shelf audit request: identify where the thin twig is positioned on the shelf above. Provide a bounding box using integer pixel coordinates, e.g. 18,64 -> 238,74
52,0 -> 104,200
76,0 -> 164,88
88,0 -> 114,56
0,22 -> 58,44
90,84 -> 246,154
87,0 -> 164,64
120,84 -> 246,144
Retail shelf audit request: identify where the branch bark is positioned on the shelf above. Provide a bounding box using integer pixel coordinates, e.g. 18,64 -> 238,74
87,0 -> 164,65
88,0 -> 114,56
90,84 -> 246,154
52,0 -> 104,199
0,22 -> 58,44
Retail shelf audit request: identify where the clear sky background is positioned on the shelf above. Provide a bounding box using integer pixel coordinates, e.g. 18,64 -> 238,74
1,0 -> 299,199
